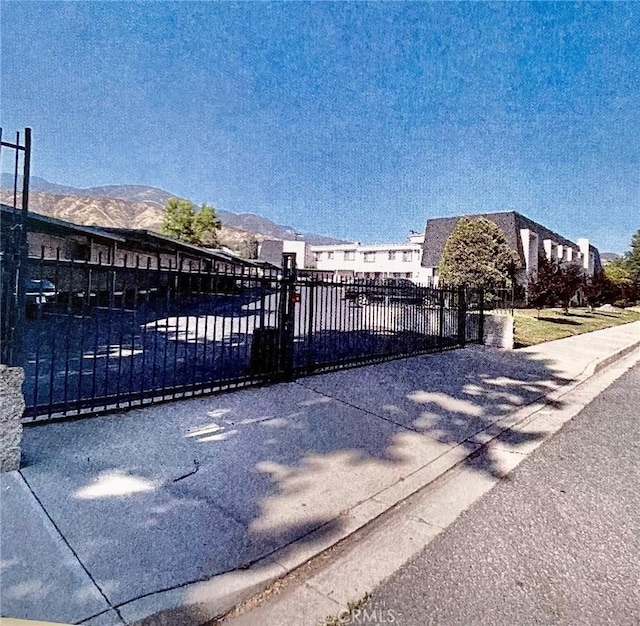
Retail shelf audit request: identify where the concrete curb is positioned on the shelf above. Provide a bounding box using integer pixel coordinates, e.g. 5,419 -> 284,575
120,335 -> 640,626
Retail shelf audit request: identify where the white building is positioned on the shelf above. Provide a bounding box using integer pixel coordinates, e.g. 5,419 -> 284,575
309,234 -> 430,283
257,239 -> 307,269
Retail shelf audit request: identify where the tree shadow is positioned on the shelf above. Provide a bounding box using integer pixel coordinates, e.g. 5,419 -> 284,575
537,316 -> 581,326
16,343 -> 571,622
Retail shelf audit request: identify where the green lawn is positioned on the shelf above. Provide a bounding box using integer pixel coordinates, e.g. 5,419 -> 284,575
513,307 -> 640,348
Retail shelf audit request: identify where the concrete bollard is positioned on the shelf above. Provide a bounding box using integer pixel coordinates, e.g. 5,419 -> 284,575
483,313 -> 515,349
0,365 -> 25,472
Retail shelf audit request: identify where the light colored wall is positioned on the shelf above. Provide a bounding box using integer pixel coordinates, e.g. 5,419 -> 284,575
577,238 -> 595,275
282,240 -> 307,269
310,240 -> 426,282
481,313 -> 514,349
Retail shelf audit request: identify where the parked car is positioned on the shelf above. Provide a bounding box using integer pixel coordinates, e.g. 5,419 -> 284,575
25,278 -> 56,304
25,278 -> 56,319
344,278 -> 437,306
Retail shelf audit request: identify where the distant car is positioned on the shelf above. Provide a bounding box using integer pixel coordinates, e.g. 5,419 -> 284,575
25,278 -> 56,304
25,278 -> 56,319
344,278 -> 437,306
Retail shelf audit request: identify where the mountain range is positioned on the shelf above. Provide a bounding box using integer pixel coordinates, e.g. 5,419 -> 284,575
0,175 -> 345,252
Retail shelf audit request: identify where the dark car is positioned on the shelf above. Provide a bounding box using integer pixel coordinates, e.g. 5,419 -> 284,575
25,278 -> 56,304
25,278 -> 57,319
344,278 -> 436,306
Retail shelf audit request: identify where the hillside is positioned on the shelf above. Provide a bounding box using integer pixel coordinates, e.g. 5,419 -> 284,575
0,175 -> 345,251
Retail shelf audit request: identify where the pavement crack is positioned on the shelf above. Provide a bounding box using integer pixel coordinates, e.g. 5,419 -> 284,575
18,471 -> 128,625
294,380 -> 420,433
172,459 -> 200,482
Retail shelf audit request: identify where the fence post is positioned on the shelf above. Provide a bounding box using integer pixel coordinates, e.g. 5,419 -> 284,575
438,289 -> 445,351
477,287 -> 485,344
278,253 -> 297,381
457,286 -> 466,347
306,279 -> 315,372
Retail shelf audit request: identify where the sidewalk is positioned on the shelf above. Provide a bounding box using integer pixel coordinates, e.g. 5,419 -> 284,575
2,322 -> 639,625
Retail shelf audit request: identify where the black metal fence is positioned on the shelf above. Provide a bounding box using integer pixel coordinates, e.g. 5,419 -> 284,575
1,246 -> 487,421
0,128 -> 30,366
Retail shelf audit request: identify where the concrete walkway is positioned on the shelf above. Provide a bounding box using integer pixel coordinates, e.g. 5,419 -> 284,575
2,322 -> 639,625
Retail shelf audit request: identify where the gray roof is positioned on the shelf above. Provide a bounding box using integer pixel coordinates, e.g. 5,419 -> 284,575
421,211 -> 588,268
258,239 -> 285,267
101,228 -> 257,266
0,203 -> 124,242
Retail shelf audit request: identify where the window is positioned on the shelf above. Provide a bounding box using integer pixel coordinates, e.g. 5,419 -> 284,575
388,251 -> 396,261
313,251 -> 322,262
364,252 -> 375,263
327,251 -> 334,260
344,251 -> 355,261
402,250 -> 412,262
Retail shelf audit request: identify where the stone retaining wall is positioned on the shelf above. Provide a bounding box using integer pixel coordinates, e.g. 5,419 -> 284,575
1,365 -> 24,472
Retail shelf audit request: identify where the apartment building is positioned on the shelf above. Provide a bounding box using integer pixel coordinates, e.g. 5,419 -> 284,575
421,211 -> 601,285
309,234 -> 429,282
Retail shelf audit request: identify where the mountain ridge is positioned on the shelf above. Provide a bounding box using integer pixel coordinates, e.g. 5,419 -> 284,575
0,174 -> 346,248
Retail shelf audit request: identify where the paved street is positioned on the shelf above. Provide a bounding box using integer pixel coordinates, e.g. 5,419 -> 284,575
365,361 -> 640,626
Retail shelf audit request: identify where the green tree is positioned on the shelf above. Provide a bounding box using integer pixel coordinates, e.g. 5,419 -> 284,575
604,257 -> 637,305
438,217 -> 521,288
526,256 -> 557,316
552,262 -> 585,314
193,204 -> 221,246
626,229 -> 640,280
583,269 -> 615,310
527,256 -> 586,315
161,198 -> 221,246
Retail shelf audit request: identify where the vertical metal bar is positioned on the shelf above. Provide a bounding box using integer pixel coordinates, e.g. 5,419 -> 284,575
31,253 -> 44,413
47,250 -> 61,417
12,131 -> 20,209
201,263 -> 211,386
438,289 -> 445,351
61,260 -> 75,414
457,286 -> 466,348
114,260 -> 128,406
89,253 -> 102,413
171,262 -> 181,397
306,280 -> 315,372
21,128 -> 31,217
75,258 -> 90,413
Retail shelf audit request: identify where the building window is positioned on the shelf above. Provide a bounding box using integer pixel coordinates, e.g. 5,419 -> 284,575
314,251 -> 322,262
344,251 -> 355,261
402,250 -> 412,262
327,251 -> 334,260
388,251 -> 396,261
364,252 -> 375,263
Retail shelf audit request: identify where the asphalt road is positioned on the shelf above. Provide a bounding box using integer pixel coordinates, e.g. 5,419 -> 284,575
365,361 -> 640,626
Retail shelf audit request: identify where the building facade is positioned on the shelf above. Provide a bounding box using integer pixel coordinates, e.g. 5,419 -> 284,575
309,234 -> 429,282
420,211 -> 601,286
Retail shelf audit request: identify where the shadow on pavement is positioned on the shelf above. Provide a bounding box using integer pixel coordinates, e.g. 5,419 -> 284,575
12,345 -> 569,622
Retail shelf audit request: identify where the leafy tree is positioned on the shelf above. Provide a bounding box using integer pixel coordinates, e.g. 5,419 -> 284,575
527,256 -> 585,315
626,229 -> 640,280
526,256 -> 557,316
438,217 -> 521,289
583,269 -> 615,310
193,204 -> 221,246
552,262 -> 585,314
161,198 -> 221,246
604,257 -> 637,305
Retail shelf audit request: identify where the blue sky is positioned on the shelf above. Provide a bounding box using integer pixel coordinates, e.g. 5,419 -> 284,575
2,1 -> 638,252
